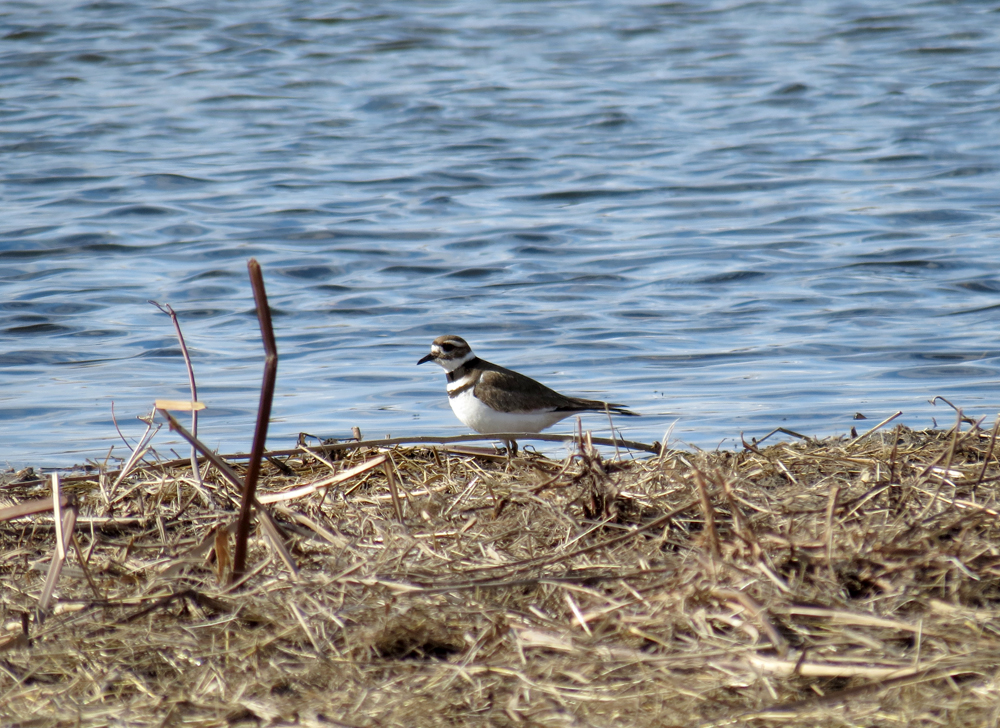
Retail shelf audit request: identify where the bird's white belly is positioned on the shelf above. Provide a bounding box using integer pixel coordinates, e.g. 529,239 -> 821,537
449,388 -> 570,434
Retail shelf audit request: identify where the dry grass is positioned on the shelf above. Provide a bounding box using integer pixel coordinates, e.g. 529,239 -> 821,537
3,422 -> 1000,727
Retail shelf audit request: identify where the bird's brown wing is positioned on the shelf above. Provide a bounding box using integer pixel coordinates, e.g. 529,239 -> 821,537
473,363 -> 576,413
474,361 -> 637,416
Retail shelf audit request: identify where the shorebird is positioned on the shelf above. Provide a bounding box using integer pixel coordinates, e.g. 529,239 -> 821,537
418,335 -> 638,451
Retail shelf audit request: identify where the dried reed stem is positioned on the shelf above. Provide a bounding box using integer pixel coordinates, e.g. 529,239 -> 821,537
233,258 -> 278,581
694,468 -> 720,559
384,456 -> 404,522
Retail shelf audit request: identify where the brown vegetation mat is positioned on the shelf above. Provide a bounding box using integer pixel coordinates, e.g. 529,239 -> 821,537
3,423 -> 1000,727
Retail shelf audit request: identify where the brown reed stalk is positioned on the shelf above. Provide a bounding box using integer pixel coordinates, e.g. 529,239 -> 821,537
825,484 -> 840,582
974,415 -> 1000,489
693,468 -> 720,560
232,258 -> 278,582
384,456 -> 404,522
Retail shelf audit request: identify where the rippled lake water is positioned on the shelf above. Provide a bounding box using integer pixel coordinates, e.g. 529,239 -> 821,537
2,1 -> 999,467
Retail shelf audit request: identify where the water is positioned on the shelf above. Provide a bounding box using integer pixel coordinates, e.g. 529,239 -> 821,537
2,1 -> 999,467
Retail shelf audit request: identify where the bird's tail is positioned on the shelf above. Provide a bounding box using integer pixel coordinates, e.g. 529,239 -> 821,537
562,398 -> 639,417
606,403 -> 640,417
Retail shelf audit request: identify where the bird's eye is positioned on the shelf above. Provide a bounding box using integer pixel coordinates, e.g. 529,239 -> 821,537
441,343 -> 454,352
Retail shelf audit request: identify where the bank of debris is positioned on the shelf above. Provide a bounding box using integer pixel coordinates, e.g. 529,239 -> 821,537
2,421 -> 999,727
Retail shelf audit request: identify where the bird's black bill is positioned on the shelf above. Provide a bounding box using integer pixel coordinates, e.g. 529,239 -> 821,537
417,353 -> 435,365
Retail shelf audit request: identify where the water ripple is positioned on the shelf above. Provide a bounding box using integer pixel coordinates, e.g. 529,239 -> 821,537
1,0 -> 999,465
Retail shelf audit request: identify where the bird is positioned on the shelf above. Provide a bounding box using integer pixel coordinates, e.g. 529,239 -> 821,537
418,335 -> 638,450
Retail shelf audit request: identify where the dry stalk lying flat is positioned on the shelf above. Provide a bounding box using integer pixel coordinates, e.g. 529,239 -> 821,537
2,424 -> 1000,727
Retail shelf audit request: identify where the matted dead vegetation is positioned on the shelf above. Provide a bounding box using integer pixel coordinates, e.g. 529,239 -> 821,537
3,419 -> 1000,727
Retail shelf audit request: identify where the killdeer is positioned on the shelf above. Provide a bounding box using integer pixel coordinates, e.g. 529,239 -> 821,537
418,335 -> 638,446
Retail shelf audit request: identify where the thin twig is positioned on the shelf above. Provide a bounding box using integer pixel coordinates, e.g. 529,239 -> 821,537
51,474 -> 64,561
929,396 -> 979,425
110,401 -> 131,451
849,410 -> 903,444
748,426 -> 813,447
109,411 -> 160,502
974,416 -> 1000,489
35,503 -> 78,623
825,484 -> 840,582
918,410 -> 964,520
603,403 -> 620,460
694,469 -> 720,560
658,420 -> 678,467
149,300 -> 205,495
384,456 -> 404,522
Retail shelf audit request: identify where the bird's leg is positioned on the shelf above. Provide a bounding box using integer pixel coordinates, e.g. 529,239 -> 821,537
502,438 -> 518,457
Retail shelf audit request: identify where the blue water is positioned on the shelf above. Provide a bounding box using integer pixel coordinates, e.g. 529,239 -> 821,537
2,1 -> 999,466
